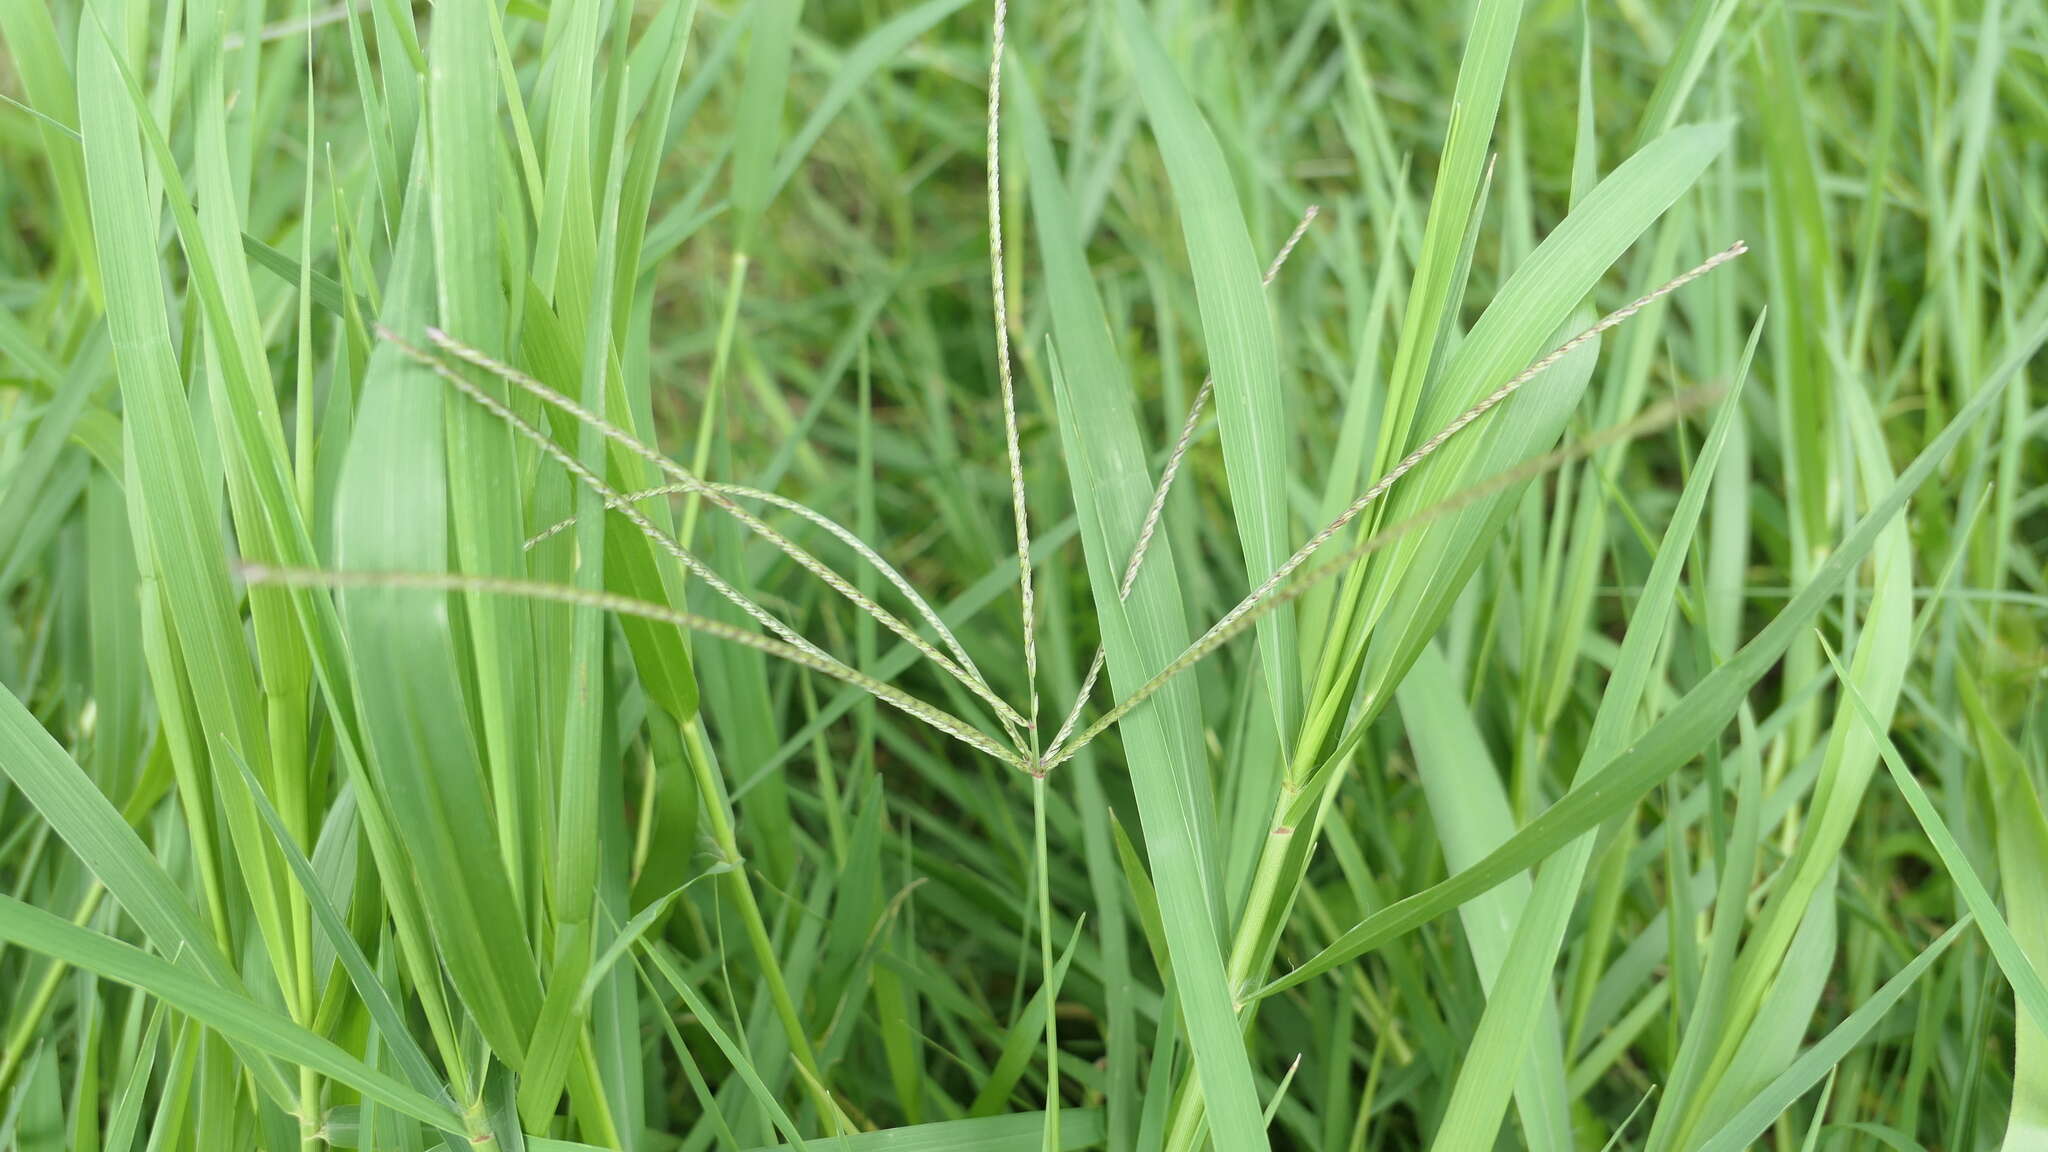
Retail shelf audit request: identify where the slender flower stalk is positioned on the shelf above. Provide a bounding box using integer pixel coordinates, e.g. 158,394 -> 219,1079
411,326 -> 1033,736
1051,241 -> 1747,765
239,564 -> 1032,771
987,0 -> 1040,758
1046,204 -> 1322,763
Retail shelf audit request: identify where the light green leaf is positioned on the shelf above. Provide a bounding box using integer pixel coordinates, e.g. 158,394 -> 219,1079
1693,920 -> 1968,1152
0,894 -> 464,1133
1118,0 -> 1298,746
1014,64 -> 1266,1152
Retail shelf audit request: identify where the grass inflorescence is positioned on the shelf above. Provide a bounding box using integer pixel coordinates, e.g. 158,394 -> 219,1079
1,1 -> 2044,1150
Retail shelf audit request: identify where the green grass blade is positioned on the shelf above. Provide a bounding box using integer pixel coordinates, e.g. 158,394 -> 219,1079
1396,645 -> 1572,1152
1117,0 -> 1299,746
1693,920 -> 1969,1152
1261,306 -> 2043,996
1825,641 -> 2048,1040
1961,670 -> 2048,1148
0,893 -> 465,1132
1013,65 -> 1266,1152
427,0 -> 541,932
967,917 -> 1084,1117
1371,0 -> 1523,484
230,748 -> 457,1120
722,1110 -> 1105,1152
335,141 -> 543,1069
731,0 -> 802,251
635,941 -> 809,1151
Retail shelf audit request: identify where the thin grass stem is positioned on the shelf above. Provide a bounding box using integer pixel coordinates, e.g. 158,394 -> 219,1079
403,326 -> 1032,738
986,0 -> 1040,756
236,566 -> 1030,772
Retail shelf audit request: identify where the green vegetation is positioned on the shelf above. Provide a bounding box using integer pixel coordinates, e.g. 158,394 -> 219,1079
1,0 -> 2044,1148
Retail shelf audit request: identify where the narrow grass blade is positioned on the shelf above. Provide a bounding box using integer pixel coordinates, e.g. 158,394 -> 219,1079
1824,640 -> 2048,1040
1961,672 -> 2048,1148
635,942 -> 809,1150
1693,920 -> 1969,1152
1260,310 -> 2042,996
231,749 -> 452,1109
1013,64 -> 1266,1152
724,1109 -> 1105,1152
0,894 -> 465,1132
1398,645 -> 1572,1152
1118,0 -> 1299,746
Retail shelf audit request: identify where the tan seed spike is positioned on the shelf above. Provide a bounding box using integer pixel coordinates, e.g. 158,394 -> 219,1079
412,325 -> 1032,739
1048,241 -> 1748,766
240,564 -> 1030,771
987,0 -> 1040,755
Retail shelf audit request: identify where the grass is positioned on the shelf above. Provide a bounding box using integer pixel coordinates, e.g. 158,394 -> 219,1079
1,0 -> 2045,1150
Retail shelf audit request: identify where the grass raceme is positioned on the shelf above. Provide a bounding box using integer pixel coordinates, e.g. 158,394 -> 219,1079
0,0 -> 2043,1150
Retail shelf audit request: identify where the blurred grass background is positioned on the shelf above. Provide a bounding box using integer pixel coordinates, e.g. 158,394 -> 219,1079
1,0 -> 2045,1149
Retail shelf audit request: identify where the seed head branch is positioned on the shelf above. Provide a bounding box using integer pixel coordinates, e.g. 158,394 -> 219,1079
1231,242 -> 1750,637
1045,204 -> 1322,764
414,326 -> 1031,737
382,328 -> 837,668
1046,241 -> 1747,766
241,564 -> 1030,770
1047,388 -> 1721,769
988,0 -> 1040,749
527,479 -> 998,707
1117,204 -> 1320,602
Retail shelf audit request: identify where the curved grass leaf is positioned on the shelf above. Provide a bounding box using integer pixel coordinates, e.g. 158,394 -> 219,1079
1117,0 -> 1299,746
0,893 -> 465,1133
1397,645 -> 1572,1152
1012,63 -> 1266,1152
1261,302 -> 2045,997
1693,920 -> 1968,1152
1961,672 -> 2048,1149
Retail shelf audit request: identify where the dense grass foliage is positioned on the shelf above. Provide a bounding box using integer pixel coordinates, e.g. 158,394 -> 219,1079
2,0 -> 2046,1149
